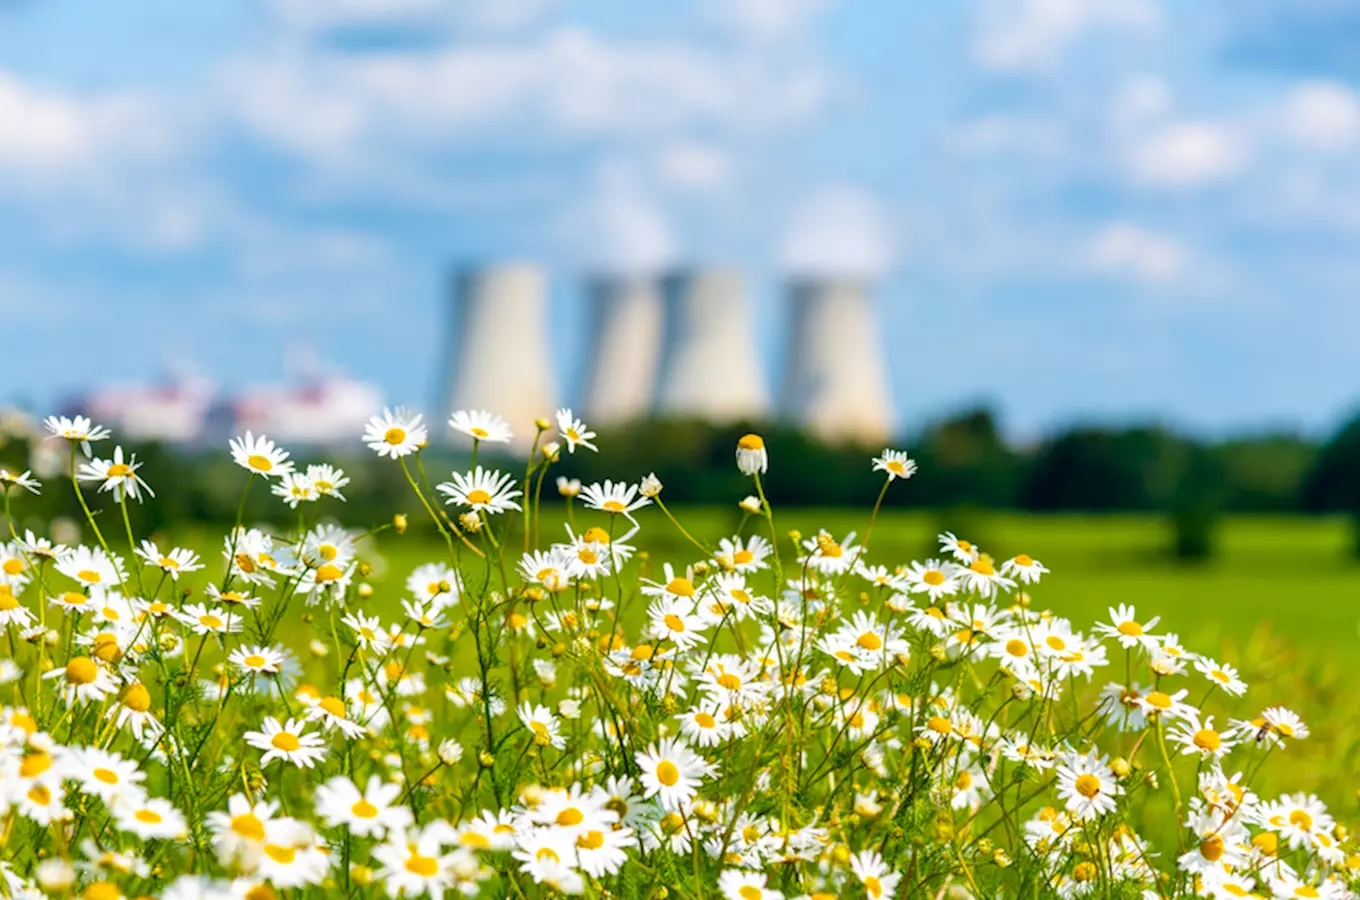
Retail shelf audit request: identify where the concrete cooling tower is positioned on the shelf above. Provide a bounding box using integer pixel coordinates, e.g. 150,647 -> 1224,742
654,269 -> 769,422
581,277 -> 664,425
442,264 -> 556,449
779,278 -> 895,445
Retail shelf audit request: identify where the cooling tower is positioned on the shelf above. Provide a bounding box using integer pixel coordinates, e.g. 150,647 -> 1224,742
581,277 -> 664,425
780,278 -> 895,445
654,269 -> 769,421
442,264 -> 555,448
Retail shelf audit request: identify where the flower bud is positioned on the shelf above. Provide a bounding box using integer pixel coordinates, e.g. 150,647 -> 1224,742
438,739 -> 464,766
739,495 -> 761,514
639,473 -> 662,498
459,512 -> 483,533
393,514 -> 408,534
478,750 -> 495,768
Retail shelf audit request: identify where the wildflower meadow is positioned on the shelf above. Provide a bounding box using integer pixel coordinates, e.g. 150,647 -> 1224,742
0,408 -> 1354,900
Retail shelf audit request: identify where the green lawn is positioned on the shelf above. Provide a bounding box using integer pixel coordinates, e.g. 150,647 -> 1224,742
363,507 -> 1360,654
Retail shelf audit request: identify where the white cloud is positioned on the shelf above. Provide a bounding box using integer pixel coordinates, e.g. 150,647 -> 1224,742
946,115 -> 1066,157
0,73 -> 171,177
1281,80 -> 1360,153
1108,74 -> 1170,128
972,0 -> 1160,72
570,166 -> 677,276
1087,222 -> 1187,283
1126,121 -> 1244,188
704,0 -> 835,43
267,0 -> 558,33
657,141 -> 730,191
220,29 -> 836,166
780,184 -> 894,278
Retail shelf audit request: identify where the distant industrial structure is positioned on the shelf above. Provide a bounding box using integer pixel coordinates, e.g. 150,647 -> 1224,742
69,265 -> 897,450
442,263 -> 896,446
440,264 -> 557,451
581,276 -> 664,426
780,277 -> 896,445
654,269 -> 769,423
68,352 -> 383,447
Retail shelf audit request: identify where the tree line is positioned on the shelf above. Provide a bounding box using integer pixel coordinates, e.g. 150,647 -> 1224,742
2,407 -> 1358,559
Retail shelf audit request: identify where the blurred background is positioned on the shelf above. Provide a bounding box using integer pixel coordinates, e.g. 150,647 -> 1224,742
3,0 -> 1360,649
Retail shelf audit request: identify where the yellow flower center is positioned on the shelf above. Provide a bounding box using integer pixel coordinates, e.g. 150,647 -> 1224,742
733,549 -> 754,564
1117,620 -> 1143,636
1144,691 -> 1172,710
93,767 -> 119,784
695,712 -> 717,728
106,463 -> 131,477
1193,729 -> 1221,751
556,808 -> 584,826
466,489 -> 492,505
857,632 -> 883,651
244,654 -> 267,668
384,428 -> 406,445
739,888 -> 763,900
664,614 -> 686,633
927,716 -> 952,735
319,697 -> 346,718
577,830 -> 605,850
352,799 -> 379,819
264,844 -> 295,864
667,578 -> 695,597
200,614 -> 223,629
66,656 -> 99,685
231,813 -> 265,840
405,852 -> 439,877
247,455 -> 273,472
1199,834 -> 1225,861
1074,773 -> 1101,799
20,752 -> 52,778
78,569 -> 101,583
136,809 -> 163,824
2,559 -> 24,575
923,570 -> 945,585
656,760 -> 680,786
315,564 -> 343,583
737,434 -> 764,450
271,732 -> 301,752
122,683 -> 152,712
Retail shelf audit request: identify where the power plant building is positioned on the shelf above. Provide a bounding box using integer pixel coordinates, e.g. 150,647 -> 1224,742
653,269 -> 770,422
581,276 -> 664,425
441,264 -> 556,449
779,278 -> 895,445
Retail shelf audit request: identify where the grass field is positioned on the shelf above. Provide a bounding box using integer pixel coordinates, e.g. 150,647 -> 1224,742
158,506 -> 1360,808
355,506 -> 1360,654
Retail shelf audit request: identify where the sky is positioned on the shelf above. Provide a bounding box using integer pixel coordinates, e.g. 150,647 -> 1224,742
2,0 -> 1359,439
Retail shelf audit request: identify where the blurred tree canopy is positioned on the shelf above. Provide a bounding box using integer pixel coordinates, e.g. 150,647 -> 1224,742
0,408 -> 1349,543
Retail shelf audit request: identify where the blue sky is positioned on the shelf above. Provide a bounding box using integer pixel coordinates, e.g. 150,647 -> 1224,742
1,0 -> 1358,439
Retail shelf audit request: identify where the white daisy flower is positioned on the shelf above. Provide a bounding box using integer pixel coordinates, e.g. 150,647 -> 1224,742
243,717 -> 328,768
448,409 -> 513,444
635,737 -> 716,810
555,408 -> 597,453
363,407 -> 427,459
229,432 -> 294,478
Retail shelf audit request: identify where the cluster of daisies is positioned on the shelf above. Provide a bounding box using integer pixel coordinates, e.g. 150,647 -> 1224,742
0,410 -> 1353,900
